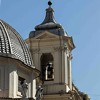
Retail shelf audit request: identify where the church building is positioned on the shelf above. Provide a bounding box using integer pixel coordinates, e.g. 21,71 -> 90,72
0,1 -> 89,100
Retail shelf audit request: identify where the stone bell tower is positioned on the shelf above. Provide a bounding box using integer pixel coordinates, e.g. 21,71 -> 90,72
26,1 -> 75,99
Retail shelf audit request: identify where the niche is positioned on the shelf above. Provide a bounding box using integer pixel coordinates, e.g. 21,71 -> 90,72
41,53 -> 54,81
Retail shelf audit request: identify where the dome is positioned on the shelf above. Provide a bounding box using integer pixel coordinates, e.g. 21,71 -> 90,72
35,7 -> 62,31
29,1 -> 68,38
0,19 -> 33,67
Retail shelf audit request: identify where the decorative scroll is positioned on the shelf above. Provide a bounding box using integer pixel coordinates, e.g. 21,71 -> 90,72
54,46 -> 67,52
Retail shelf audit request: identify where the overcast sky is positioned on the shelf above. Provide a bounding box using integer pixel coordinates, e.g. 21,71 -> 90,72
0,0 -> 100,100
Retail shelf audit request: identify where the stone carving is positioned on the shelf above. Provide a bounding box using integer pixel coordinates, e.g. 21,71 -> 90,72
54,46 -> 67,52
54,47 -> 60,51
18,80 -> 28,98
35,86 -> 43,100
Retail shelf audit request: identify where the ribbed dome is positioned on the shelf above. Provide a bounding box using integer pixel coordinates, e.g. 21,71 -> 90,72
0,19 -> 33,67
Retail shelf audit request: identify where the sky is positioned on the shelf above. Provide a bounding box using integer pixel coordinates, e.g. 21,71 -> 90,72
0,0 -> 100,100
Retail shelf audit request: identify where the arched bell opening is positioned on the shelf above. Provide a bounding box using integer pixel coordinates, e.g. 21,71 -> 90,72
40,53 -> 54,81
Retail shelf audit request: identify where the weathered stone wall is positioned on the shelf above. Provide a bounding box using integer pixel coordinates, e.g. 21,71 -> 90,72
0,98 -> 34,100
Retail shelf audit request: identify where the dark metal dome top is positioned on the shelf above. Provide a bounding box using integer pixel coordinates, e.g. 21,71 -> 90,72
0,19 -> 33,67
35,1 -> 62,31
48,1 -> 52,7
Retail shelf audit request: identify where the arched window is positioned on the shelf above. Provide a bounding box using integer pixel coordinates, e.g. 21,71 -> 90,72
41,53 -> 54,81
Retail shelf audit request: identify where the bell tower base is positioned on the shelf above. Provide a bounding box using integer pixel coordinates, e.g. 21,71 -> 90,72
43,83 -> 70,95
42,93 -> 72,100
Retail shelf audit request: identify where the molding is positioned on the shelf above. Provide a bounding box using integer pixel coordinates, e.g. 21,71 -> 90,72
68,54 -> 73,60
32,49 -> 40,53
54,46 -> 67,52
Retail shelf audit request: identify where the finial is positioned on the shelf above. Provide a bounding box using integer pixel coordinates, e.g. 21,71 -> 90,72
48,0 -> 52,7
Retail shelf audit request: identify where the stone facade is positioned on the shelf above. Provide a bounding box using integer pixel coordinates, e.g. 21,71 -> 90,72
0,19 -> 39,99
25,2 -> 79,100
0,1 -> 90,100
26,31 -> 75,95
0,57 -> 37,99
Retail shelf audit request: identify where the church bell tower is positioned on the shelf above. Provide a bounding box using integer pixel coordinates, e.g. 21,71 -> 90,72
26,1 -> 75,99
